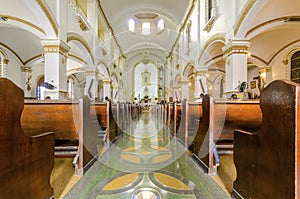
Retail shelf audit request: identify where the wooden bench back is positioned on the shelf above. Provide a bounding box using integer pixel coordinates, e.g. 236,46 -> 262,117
91,102 -> 107,130
190,95 -> 262,175
233,80 -> 300,199
22,100 -> 79,140
21,97 -> 98,175
0,78 -> 54,199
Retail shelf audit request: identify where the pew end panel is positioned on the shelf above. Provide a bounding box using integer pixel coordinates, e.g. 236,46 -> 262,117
233,80 -> 300,199
0,78 -> 55,199
190,95 -> 215,175
22,97 -> 98,176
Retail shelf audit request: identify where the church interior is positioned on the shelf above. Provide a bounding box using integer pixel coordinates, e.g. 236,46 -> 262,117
1,0 -> 300,198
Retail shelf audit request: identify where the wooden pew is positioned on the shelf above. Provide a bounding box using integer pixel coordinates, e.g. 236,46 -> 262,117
190,95 -> 262,175
0,78 -> 55,199
173,100 -> 202,147
91,102 -> 107,137
21,96 -> 98,175
233,80 -> 300,199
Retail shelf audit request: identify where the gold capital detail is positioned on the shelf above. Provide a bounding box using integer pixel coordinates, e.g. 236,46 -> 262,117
21,66 -> 33,73
223,45 -> 249,58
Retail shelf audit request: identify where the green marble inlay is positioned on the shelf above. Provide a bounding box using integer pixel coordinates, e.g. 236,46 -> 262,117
64,112 -> 230,199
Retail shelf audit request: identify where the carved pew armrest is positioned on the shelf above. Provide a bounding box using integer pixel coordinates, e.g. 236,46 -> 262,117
30,131 -> 55,139
234,129 -> 257,136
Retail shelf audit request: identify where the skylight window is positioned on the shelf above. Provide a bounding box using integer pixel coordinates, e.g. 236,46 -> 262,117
157,19 -> 164,32
128,18 -> 135,33
142,22 -> 151,36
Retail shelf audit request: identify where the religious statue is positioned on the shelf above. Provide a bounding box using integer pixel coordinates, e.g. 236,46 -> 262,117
26,75 -> 32,91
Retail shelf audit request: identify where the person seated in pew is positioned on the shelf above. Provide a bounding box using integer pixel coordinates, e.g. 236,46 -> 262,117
213,145 -> 220,167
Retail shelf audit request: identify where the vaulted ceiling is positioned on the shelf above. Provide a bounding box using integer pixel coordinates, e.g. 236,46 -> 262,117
99,0 -> 192,65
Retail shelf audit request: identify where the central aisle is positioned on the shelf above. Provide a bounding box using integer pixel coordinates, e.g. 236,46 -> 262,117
64,109 -> 230,199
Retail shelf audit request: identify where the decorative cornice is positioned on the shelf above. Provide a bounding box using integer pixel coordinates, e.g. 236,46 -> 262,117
0,14 -> 45,35
246,16 -> 300,38
234,0 -> 257,36
41,40 -> 70,55
36,0 -> 59,36
203,16 -> 216,33
222,40 -> 250,58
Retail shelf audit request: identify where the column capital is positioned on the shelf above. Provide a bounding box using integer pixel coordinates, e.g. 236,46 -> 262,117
195,69 -> 208,76
41,39 -> 70,54
103,79 -> 111,84
85,67 -> 97,76
180,79 -> 189,85
222,40 -> 251,58
20,66 -> 32,73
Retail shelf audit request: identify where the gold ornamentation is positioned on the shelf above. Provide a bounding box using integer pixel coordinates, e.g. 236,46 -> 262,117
36,0 -> 59,36
203,16 -> 215,32
3,59 -> 9,65
234,0 -> 257,36
0,15 -> 45,35
21,66 -> 32,73
41,40 -> 70,55
223,45 -> 249,58
77,16 -> 89,31
282,59 -> 289,65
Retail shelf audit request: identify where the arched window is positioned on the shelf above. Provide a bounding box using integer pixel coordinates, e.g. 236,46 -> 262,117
0,58 -> 2,77
128,18 -> 135,33
142,22 -> 151,36
291,51 -> 300,84
207,0 -> 213,21
220,78 -> 224,98
36,76 -> 45,100
157,19 -> 164,32
67,77 -> 74,99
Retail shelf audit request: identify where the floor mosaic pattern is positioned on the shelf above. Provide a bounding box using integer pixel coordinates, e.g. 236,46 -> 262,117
64,111 -> 230,199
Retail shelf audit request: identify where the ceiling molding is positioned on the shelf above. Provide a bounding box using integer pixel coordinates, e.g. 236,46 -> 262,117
0,42 -> 24,65
246,16 -> 300,38
233,0 -> 257,36
96,0 -> 125,58
0,14 -> 45,35
36,0 -> 59,36
167,0 -> 197,59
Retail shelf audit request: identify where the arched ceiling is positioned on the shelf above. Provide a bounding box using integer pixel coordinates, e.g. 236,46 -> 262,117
99,0 -> 192,64
243,0 -> 300,66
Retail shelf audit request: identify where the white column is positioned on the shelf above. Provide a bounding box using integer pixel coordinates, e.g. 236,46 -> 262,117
112,85 -> 119,102
173,86 -> 180,102
85,67 -> 98,101
181,78 -> 189,101
103,79 -> 111,100
194,71 -> 208,100
0,58 -> 9,78
41,39 -> 70,99
222,40 -> 250,98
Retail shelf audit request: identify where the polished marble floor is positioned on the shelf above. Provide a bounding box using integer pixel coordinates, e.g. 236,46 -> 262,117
64,110 -> 230,199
